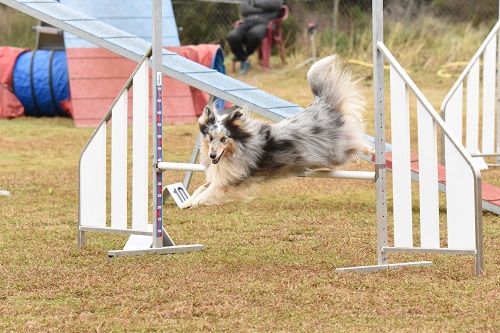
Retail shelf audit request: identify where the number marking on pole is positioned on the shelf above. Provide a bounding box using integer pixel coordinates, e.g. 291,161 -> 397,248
166,182 -> 191,208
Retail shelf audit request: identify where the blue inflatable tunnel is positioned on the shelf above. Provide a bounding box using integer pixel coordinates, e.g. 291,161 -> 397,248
13,50 -> 71,117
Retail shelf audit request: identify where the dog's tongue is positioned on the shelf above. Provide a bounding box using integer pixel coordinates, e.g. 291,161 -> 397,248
211,150 -> 224,164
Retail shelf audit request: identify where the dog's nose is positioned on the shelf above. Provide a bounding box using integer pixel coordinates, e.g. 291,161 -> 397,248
210,153 -> 217,159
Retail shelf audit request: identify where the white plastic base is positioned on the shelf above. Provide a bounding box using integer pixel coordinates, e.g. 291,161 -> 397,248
335,261 -> 432,273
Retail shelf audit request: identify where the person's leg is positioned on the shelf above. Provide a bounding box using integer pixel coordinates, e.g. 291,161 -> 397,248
226,25 -> 248,61
245,23 -> 268,57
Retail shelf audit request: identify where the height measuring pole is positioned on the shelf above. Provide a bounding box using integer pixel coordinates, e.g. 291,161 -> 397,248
152,0 -> 163,248
373,0 -> 388,266
497,0 -> 500,164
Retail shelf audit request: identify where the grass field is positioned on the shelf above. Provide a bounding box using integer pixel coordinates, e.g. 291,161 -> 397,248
0,59 -> 499,332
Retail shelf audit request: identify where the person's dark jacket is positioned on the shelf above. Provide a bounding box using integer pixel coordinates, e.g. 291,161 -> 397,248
240,0 -> 283,23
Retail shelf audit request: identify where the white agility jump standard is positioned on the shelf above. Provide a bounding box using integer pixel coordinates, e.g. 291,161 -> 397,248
79,1 -> 203,256
335,0 -> 483,275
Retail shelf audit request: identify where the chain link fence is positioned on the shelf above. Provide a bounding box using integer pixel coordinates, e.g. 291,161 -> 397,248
173,0 -> 500,49
2,1 -> 498,67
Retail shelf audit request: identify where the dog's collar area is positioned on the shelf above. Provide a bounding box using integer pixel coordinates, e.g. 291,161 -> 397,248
211,150 -> 225,164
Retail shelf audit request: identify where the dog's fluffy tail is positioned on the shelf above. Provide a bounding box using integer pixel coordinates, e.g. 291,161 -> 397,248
306,55 -> 364,120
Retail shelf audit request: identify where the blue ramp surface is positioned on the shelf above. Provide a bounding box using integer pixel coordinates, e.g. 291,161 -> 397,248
60,0 -> 180,48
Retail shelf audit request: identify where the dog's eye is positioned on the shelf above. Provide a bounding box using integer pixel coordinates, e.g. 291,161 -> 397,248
220,137 -> 226,143
209,136 -> 213,141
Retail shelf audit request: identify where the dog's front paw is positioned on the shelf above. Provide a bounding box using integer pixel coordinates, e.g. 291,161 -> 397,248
179,203 -> 190,209
363,145 -> 375,155
180,199 -> 193,210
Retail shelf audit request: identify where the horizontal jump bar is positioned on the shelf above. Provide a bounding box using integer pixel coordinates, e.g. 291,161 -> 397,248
301,170 -> 375,180
157,162 -> 375,180
382,247 -> 476,255
157,162 -> 205,172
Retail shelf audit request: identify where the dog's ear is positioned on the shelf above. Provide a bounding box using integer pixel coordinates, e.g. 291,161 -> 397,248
223,105 -> 239,114
225,108 -> 245,125
200,104 -> 216,123
223,107 -> 251,142
199,104 -> 216,135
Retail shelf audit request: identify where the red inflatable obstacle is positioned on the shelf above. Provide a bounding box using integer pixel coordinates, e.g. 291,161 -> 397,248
0,47 -> 27,119
66,44 -> 224,127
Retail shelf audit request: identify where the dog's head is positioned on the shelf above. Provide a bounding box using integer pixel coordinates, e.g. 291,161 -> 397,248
198,103 -> 250,164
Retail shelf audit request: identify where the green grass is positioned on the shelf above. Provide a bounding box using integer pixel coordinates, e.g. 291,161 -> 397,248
0,6 -> 37,48
0,61 -> 499,332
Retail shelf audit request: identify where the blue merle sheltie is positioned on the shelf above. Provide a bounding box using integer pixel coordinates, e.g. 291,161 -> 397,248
181,55 -> 368,209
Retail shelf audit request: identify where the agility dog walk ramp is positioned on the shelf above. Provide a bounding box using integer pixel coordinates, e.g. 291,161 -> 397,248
1,0 -> 485,274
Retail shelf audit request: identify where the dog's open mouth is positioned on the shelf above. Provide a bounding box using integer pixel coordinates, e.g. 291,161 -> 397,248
211,150 -> 225,164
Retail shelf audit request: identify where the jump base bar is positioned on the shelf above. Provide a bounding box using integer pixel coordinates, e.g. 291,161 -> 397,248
108,244 -> 204,257
335,261 -> 433,273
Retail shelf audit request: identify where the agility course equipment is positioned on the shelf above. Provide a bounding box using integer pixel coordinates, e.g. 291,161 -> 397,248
0,46 -> 27,119
439,6 -> 500,214
79,3 -> 203,256
382,152 -> 500,216
441,11 -> 500,169
0,0 -> 485,274
13,49 -> 70,117
333,1 -> 482,274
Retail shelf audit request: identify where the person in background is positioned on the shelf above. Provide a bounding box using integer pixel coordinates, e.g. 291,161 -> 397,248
226,0 -> 283,75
